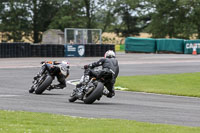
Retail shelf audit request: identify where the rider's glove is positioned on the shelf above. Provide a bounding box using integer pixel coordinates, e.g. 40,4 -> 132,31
40,61 -> 45,64
33,74 -> 40,80
84,64 -> 93,69
84,65 -> 89,69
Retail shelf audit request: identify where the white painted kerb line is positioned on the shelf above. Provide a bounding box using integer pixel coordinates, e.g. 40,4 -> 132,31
0,95 -> 20,97
67,79 -> 80,86
67,79 -> 128,91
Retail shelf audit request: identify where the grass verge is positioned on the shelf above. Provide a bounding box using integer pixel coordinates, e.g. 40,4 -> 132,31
115,72 -> 200,97
0,110 -> 200,133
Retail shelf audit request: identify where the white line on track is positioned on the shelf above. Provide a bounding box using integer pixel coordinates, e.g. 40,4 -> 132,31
0,65 -> 78,69
0,65 -> 41,69
0,59 -> 199,69
0,95 -> 20,97
67,79 -> 80,86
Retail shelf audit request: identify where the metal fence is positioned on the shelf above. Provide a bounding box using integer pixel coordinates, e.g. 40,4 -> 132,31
64,28 -> 102,44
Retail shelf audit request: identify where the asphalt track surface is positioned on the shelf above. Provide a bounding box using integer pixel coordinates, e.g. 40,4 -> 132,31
0,53 -> 200,127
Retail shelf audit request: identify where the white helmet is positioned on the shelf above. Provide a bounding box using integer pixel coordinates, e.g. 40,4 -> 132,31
104,50 -> 116,58
60,60 -> 70,75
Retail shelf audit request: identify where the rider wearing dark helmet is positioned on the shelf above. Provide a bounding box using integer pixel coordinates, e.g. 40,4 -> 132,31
82,50 -> 119,98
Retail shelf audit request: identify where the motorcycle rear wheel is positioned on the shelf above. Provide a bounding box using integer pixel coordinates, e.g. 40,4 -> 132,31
83,82 -> 104,104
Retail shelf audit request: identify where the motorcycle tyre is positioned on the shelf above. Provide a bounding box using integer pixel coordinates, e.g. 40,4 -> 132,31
29,86 -> 35,93
68,95 -> 78,102
35,76 -> 53,94
83,82 -> 104,104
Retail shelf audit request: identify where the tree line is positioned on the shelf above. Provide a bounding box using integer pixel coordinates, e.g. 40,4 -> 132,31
0,0 -> 199,43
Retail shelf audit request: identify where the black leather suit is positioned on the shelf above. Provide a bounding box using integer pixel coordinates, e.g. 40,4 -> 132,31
88,57 -> 119,93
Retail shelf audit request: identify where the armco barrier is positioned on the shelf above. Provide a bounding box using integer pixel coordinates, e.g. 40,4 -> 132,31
0,43 -> 31,58
31,45 -> 41,57
31,44 -> 64,57
0,43 -> 115,58
3,39 -> 200,57
84,45 -> 91,57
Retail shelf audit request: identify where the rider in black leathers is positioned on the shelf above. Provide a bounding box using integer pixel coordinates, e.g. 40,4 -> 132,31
33,61 -> 69,90
78,50 -> 119,98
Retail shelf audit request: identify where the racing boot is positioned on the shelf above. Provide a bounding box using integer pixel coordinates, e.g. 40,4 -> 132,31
46,85 -> 55,91
54,84 -> 66,89
47,84 -> 66,91
107,89 -> 115,98
33,74 -> 40,80
102,89 -> 109,96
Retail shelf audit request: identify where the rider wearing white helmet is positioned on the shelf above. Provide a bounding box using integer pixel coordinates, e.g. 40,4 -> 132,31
34,60 -> 70,90
83,50 -> 119,98
104,50 -> 116,58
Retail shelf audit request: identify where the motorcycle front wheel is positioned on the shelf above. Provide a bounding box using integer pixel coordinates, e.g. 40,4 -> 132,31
68,91 -> 78,102
68,96 -> 78,102
35,75 -> 53,94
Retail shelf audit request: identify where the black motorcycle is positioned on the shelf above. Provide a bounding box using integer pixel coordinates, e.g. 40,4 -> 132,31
29,63 -> 54,94
69,68 -> 111,104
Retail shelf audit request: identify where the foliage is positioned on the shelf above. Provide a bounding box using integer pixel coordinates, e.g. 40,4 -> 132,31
0,0 -> 63,43
1,0 -> 200,42
113,0 -> 141,37
27,0 -> 64,43
0,0 -> 31,42
179,0 -> 200,38
49,0 -> 85,30
145,0 -> 197,39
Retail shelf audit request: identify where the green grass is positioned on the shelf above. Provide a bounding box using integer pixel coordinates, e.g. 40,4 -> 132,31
115,72 -> 200,97
0,110 -> 200,133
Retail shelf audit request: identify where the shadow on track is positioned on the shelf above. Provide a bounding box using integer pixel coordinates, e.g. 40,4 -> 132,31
67,101 -> 125,106
28,93 -> 66,96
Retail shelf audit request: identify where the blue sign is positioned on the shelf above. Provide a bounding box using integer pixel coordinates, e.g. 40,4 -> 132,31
64,44 -> 85,57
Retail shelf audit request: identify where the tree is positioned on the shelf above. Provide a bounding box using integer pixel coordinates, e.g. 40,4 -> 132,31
27,0 -> 64,43
179,0 -> 200,38
94,0 -> 117,32
0,0 -> 64,43
49,0 -> 115,32
145,0 -> 195,39
112,0 -> 149,37
0,0 -> 31,42
0,0 -> 28,41
49,0 -> 86,30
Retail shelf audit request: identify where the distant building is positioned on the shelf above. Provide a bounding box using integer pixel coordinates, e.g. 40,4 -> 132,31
42,29 -> 64,44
